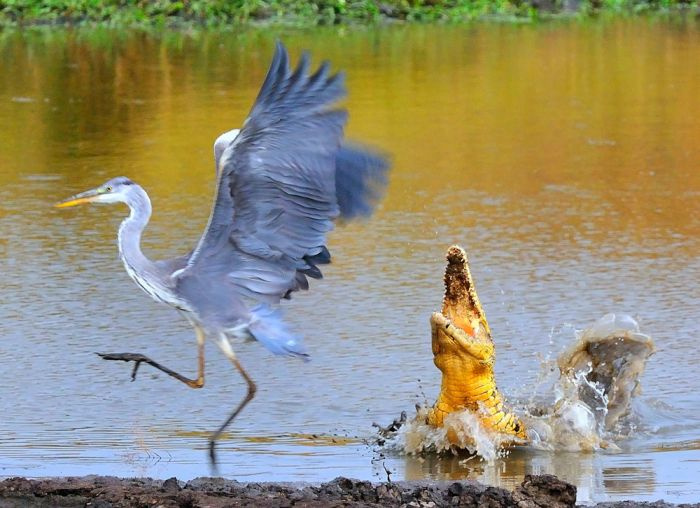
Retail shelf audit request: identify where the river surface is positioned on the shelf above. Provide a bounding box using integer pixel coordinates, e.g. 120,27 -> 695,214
1,19 -> 699,504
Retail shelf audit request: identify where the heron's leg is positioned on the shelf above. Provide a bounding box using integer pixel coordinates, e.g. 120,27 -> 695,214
97,324 -> 206,389
209,334 -> 257,466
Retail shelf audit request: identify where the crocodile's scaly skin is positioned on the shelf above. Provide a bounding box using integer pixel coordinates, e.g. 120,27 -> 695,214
426,246 -> 527,441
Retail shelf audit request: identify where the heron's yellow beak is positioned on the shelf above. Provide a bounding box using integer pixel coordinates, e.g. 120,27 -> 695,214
54,189 -> 100,208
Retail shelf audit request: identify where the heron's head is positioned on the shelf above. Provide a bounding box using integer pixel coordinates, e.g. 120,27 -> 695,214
55,177 -> 137,208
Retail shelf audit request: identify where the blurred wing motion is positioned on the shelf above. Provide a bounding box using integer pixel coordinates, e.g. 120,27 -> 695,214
334,143 -> 388,220
179,42 -> 388,307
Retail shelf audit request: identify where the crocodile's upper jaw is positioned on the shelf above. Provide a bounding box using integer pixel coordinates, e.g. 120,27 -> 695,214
430,245 -> 495,412
439,245 -> 491,343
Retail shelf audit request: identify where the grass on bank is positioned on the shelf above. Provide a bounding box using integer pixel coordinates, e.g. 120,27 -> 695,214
0,0 -> 697,26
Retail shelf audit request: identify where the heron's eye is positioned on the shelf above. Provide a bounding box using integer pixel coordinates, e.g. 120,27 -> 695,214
105,186 -> 113,192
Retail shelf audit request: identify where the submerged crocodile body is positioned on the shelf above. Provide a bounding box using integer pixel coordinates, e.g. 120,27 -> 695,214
426,245 -> 527,442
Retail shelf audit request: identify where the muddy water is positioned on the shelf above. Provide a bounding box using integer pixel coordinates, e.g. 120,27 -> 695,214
1,20 -> 700,504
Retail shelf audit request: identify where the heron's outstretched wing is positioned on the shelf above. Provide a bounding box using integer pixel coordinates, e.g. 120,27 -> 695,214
214,135 -> 389,221
180,42 -> 349,304
334,143 -> 389,220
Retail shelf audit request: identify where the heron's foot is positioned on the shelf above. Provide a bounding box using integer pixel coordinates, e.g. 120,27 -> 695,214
96,352 -> 205,388
96,352 -> 150,381
427,246 -> 526,442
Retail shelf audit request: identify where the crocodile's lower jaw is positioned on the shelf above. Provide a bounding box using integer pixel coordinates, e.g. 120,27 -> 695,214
426,246 -> 527,445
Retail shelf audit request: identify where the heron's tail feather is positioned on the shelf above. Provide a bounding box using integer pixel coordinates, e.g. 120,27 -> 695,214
249,305 -> 309,360
335,143 -> 390,220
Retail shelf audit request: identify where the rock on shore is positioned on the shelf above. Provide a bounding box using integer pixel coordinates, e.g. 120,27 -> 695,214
0,473 -> 696,507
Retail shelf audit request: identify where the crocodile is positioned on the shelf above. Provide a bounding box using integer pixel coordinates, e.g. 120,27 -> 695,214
426,245 -> 527,443
423,245 -> 655,452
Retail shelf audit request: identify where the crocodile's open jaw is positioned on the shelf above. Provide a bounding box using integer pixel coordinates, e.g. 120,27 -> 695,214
427,246 -> 526,442
438,246 -> 490,339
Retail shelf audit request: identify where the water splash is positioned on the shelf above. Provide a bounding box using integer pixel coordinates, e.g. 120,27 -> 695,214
391,314 -> 655,460
402,406 -> 511,461
557,313 -> 655,431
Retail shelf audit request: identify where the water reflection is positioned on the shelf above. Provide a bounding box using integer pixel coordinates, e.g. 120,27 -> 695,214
603,464 -> 656,495
1,19 -> 700,504
400,451 -> 665,503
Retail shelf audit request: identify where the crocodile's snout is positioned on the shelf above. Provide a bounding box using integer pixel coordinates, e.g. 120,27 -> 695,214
441,245 -> 490,338
446,245 -> 468,266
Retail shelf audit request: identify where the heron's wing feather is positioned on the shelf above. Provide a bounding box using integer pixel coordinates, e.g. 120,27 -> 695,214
182,42 -> 347,304
334,143 -> 389,220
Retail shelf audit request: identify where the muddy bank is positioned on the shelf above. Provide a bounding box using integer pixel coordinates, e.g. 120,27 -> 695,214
0,474 -> 694,507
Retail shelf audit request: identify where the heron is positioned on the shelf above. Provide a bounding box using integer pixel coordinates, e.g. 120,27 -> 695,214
55,41 -> 389,465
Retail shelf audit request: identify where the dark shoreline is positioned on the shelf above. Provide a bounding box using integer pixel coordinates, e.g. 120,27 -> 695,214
0,474 -> 695,507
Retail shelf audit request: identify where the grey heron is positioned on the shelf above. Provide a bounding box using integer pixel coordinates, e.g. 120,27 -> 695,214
55,41 -> 389,466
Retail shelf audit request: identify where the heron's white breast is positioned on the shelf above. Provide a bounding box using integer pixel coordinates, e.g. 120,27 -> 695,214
120,256 -> 190,311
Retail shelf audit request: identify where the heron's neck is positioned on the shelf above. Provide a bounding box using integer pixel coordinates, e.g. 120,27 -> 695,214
118,187 -> 156,276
